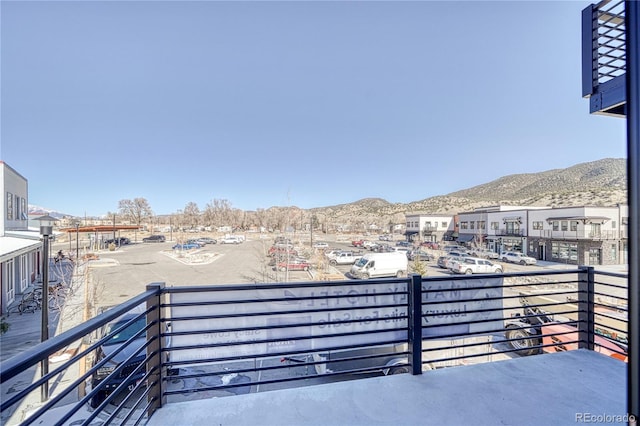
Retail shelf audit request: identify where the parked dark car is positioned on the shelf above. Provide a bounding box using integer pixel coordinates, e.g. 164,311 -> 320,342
90,308 -> 146,408
142,235 -> 166,243
396,241 -> 411,247
105,237 -> 130,246
407,249 -> 435,261
90,307 -> 171,408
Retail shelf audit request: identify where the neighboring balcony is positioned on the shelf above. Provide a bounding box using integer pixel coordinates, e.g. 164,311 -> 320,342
496,228 -> 525,236
0,268 -> 629,425
531,229 -> 622,240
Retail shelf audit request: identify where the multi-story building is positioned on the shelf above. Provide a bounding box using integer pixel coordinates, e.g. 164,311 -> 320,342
527,205 -> 627,266
0,161 -> 43,315
404,213 -> 454,243
417,204 -> 628,266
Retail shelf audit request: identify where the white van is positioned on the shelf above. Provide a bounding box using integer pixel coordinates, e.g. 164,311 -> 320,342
350,252 -> 408,279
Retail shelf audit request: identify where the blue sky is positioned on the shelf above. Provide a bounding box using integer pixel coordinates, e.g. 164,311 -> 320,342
0,1 -> 626,218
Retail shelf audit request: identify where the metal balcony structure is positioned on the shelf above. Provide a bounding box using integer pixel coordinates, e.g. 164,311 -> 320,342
0,269 -> 629,425
582,0 -> 627,116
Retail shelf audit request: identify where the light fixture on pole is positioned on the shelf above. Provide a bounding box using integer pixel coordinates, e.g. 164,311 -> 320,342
35,214 -> 58,402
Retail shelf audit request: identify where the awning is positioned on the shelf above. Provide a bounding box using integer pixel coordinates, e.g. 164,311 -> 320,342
0,236 -> 41,263
456,234 -> 475,243
502,216 -> 522,222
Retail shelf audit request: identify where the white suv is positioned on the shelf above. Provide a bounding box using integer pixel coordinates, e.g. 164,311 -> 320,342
501,251 -> 537,265
449,257 -> 503,274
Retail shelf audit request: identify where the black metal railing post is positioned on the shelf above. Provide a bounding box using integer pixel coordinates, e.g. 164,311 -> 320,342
145,282 -> 165,418
626,0 -> 640,420
408,274 -> 423,375
578,267 -> 595,350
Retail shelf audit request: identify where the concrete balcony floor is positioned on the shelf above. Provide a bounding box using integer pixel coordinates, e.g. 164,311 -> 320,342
148,350 -> 627,426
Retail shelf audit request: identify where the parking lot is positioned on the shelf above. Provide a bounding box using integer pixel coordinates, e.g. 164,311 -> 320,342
35,234 -> 609,419
77,235 -> 552,313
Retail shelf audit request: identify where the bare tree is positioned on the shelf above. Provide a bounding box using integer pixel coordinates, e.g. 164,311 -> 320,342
204,198 -> 234,229
118,198 -> 153,229
183,202 -> 201,230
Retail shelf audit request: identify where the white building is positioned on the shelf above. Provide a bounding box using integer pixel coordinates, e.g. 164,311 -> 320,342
455,204 -> 628,265
1,161 -> 43,316
404,213 -> 454,243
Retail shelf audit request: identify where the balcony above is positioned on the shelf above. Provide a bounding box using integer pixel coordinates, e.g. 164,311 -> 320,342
582,0 -> 627,117
148,349 -> 626,426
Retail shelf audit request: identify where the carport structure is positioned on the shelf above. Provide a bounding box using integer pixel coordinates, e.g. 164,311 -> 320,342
58,225 -> 142,254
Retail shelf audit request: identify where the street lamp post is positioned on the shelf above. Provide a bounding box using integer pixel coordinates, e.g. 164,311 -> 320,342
35,214 -> 58,403
76,222 -> 80,261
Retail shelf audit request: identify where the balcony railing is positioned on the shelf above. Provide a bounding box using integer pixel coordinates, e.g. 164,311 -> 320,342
530,229 -> 621,240
0,268 -> 628,425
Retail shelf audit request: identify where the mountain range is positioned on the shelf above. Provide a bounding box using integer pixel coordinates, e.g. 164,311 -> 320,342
29,158 -> 627,222
306,157 -> 627,223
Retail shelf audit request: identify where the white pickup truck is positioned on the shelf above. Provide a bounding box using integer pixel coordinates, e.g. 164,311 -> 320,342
328,251 -> 362,265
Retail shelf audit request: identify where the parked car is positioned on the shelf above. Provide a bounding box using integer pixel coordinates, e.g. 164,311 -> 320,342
173,242 -> 200,250
351,240 -> 365,247
448,257 -> 503,274
313,242 -> 329,249
89,306 -> 170,408
469,248 -> 500,259
362,241 -> 377,249
276,258 -> 311,272
378,235 -> 392,241
374,244 -> 394,253
328,251 -> 362,265
196,237 -> 217,245
395,241 -> 411,247
407,249 -> 435,262
186,239 -> 205,247
142,235 -> 165,243
501,251 -> 537,265
221,236 -> 242,244
104,237 -> 130,246
437,251 -> 470,269
420,242 -> 439,250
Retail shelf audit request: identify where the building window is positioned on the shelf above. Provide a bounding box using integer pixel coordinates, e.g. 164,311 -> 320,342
551,242 -> 578,261
478,221 -> 486,230
552,221 -> 559,231
505,222 -> 520,235
561,221 -> 568,231
441,222 -> 447,228
460,221 -> 468,230
570,221 -> 578,231
6,192 -> 13,220
470,221 -> 475,230
611,221 -> 616,229
622,217 -> 628,225
610,244 -> 617,260
532,221 -> 543,230
490,222 -> 499,230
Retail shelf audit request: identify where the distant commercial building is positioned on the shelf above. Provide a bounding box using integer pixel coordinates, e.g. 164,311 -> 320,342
439,204 -> 629,266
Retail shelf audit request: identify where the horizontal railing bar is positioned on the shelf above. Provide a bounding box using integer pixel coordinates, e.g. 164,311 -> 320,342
163,303 -> 408,323
0,288 -> 159,385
